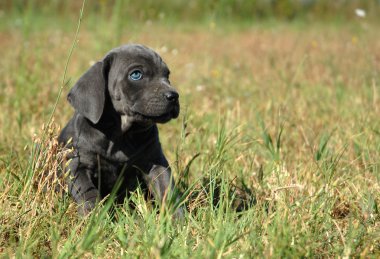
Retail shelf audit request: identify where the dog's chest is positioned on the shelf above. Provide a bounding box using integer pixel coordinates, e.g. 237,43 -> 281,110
94,127 -> 157,164
92,135 -> 140,163
93,158 -> 142,196
94,158 -> 124,182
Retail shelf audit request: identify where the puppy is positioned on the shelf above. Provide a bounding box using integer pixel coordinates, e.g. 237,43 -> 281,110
59,44 -> 182,216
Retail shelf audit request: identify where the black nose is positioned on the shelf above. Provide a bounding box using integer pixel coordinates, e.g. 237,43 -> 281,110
163,91 -> 179,102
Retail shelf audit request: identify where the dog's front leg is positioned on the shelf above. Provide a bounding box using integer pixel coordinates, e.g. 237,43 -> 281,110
143,164 -> 183,218
67,158 -> 100,215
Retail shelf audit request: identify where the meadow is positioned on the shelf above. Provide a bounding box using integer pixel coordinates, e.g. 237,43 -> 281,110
0,1 -> 380,257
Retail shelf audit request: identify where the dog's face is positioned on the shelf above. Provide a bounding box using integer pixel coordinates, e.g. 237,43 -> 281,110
108,45 -> 179,124
67,44 -> 180,128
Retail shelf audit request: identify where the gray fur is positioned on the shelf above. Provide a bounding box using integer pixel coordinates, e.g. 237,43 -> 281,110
59,44 -> 182,217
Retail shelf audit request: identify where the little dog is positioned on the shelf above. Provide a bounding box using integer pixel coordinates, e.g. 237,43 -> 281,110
59,44 -> 182,217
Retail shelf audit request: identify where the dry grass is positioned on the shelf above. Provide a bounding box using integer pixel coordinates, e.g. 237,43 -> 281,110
0,11 -> 379,257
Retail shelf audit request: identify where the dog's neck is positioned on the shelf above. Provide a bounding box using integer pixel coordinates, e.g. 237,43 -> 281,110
121,115 -> 154,134
121,115 -> 133,132
95,97 -> 154,136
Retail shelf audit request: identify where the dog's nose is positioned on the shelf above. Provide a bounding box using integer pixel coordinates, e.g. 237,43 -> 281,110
163,91 -> 179,102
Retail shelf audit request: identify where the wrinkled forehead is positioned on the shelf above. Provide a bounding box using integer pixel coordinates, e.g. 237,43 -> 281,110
109,44 -> 168,69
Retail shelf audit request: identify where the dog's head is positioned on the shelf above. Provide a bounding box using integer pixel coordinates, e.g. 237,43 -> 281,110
68,44 -> 180,129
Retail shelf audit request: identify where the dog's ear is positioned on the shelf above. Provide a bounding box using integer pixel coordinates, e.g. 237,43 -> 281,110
68,54 -> 113,124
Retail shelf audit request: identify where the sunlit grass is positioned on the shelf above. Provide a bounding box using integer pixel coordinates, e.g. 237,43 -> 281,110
0,4 -> 379,258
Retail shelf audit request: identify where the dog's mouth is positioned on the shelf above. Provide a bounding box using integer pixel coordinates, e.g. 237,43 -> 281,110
133,106 -> 179,124
140,112 -> 173,123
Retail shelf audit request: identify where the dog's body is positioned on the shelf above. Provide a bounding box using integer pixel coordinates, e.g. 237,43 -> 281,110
59,44 -> 182,216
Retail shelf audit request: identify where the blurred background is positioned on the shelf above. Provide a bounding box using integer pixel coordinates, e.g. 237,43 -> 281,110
1,1 -> 380,257
0,0 -> 379,152
1,0 -> 380,22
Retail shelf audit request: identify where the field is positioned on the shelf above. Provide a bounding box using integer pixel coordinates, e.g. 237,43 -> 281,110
1,2 -> 380,258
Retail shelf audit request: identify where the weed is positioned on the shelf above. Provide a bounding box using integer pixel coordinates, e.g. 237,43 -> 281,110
1,1 -> 380,257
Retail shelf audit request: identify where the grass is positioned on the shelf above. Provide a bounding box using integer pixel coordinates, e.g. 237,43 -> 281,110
1,3 -> 380,258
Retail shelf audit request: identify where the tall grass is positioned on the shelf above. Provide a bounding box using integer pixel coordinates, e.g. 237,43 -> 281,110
0,1 -> 380,257
2,0 -> 380,22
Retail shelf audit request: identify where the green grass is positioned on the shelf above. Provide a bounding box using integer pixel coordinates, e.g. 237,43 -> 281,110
1,3 -> 380,258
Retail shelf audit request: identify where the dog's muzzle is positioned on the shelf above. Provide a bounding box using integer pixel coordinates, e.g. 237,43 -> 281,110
132,90 -> 180,123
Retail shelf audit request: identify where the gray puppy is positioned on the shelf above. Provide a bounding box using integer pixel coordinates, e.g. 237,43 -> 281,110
59,44 -> 182,216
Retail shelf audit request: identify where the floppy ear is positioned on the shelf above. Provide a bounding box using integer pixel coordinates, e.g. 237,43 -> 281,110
68,55 -> 113,124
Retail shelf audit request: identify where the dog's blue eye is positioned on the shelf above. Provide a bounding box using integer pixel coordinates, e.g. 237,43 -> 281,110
129,70 -> 143,81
